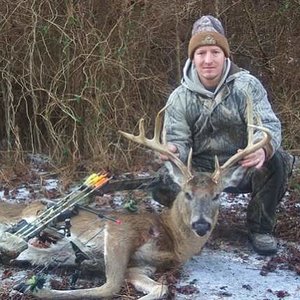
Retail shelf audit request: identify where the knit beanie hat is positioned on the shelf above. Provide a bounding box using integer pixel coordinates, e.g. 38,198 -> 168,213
188,15 -> 230,59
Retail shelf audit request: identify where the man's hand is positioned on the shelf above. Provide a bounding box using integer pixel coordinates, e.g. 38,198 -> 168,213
238,148 -> 266,169
159,143 -> 179,161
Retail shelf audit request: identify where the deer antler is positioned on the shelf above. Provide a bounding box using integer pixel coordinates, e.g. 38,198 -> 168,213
211,97 -> 272,183
119,105 -> 193,181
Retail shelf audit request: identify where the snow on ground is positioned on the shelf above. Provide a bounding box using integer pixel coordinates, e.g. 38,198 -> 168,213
176,247 -> 299,300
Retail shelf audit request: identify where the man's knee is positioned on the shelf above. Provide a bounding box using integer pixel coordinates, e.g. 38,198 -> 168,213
272,148 -> 294,179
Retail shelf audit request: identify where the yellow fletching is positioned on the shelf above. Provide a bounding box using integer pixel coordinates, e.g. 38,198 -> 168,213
84,173 -> 98,185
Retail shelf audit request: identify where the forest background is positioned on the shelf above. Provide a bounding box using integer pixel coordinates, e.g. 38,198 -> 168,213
0,0 -> 299,176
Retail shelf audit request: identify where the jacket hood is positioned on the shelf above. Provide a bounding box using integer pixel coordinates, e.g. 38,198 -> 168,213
181,58 -> 243,97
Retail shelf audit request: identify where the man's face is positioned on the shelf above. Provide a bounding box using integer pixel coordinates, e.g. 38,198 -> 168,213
193,46 -> 226,89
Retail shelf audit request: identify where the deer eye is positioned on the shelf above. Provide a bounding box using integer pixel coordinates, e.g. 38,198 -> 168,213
185,192 -> 193,201
212,194 -> 220,201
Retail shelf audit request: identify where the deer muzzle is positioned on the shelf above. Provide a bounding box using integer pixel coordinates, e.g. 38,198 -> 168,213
192,219 -> 212,237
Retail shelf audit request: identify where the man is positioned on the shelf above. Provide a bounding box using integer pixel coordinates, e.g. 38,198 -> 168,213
153,15 -> 294,255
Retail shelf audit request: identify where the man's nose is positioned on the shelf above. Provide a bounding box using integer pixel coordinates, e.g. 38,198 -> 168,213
204,53 -> 213,63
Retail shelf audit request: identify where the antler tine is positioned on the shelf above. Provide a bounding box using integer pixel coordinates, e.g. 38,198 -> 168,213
211,156 -> 221,184
211,97 -> 272,183
119,106 -> 193,181
138,118 -> 146,140
153,106 -> 164,143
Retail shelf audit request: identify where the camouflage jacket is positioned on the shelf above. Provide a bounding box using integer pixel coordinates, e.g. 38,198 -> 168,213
164,59 -> 282,171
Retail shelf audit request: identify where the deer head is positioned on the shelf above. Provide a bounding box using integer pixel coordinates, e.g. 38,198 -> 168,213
119,98 -> 271,238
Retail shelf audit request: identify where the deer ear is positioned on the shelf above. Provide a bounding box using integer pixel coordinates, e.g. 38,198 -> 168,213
165,161 -> 185,186
222,166 -> 246,189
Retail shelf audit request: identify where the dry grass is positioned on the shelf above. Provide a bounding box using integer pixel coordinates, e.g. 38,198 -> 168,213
0,0 -> 299,174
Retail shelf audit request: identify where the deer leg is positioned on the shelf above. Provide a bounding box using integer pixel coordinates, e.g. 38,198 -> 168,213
31,228 -> 132,299
126,266 -> 168,300
86,227 -> 132,297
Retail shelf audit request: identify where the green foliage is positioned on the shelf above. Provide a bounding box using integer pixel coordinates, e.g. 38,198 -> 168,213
74,95 -> 81,103
124,199 -> 138,213
26,275 -> 46,292
38,25 -> 49,36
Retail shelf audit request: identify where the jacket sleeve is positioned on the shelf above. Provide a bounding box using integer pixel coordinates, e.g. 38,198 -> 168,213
163,88 -> 192,163
242,75 -> 282,159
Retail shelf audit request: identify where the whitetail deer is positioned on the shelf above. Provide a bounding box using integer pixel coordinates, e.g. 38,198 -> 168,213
0,99 -> 271,300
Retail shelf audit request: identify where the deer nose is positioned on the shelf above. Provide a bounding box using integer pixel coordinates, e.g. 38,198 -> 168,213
192,219 -> 211,236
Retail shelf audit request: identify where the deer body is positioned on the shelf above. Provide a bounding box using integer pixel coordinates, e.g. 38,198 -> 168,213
0,174 -> 220,299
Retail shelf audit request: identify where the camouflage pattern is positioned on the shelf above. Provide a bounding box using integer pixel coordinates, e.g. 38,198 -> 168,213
226,148 -> 294,233
164,59 -> 281,171
160,58 -> 294,235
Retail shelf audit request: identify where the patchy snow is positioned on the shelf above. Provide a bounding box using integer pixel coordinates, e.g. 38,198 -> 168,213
176,247 -> 299,300
43,179 -> 59,190
219,192 -> 250,208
